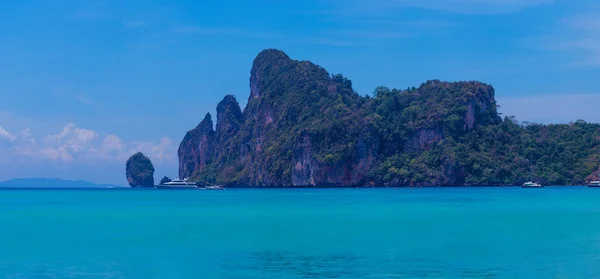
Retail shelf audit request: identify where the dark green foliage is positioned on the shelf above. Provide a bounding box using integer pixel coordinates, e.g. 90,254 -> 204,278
191,49 -> 374,186
453,119 -> 600,186
183,49 -> 600,186
126,152 -> 155,187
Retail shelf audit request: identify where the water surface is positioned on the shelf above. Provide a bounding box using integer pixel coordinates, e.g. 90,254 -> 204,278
1,187 -> 599,278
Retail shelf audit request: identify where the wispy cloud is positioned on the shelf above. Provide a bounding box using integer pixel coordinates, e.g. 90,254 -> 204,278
74,94 -> 93,105
171,25 -> 379,46
288,2 -> 471,47
373,19 -> 460,28
558,9 -> 600,66
303,37 -> 374,46
74,1 -> 108,20
122,20 -> 149,31
54,88 -> 98,106
0,126 -> 16,142
499,93 -> 600,124
320,0 -> 552,15
172,26 -> 279,39
529,7 -> 600,67
389,0 -> 553,14
331,30 -> 409,40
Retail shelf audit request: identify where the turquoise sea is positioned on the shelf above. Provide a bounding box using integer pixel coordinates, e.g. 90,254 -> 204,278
1,187 -> 600,278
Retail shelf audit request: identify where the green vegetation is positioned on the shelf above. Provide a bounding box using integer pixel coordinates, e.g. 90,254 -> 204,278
126,152 -> 155,187
362,82 -> 600,186
181,49 -> 600,186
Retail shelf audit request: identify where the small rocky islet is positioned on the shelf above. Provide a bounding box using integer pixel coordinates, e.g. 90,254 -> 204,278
128,49 -> 600,187
125,152 -> 155,187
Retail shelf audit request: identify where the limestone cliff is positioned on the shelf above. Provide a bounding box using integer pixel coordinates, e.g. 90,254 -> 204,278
125,152 -> 155,187
177,49 -> 600,186
178,113 -> 215,179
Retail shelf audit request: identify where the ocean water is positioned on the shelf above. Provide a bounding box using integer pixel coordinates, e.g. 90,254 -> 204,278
1,187 -> 600,278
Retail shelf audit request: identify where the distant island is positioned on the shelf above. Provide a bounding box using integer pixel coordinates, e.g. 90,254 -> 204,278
0,178 -> 123,188
170,49 -> 600,187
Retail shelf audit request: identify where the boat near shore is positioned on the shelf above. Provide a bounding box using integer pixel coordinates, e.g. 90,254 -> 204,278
522,156 -> 543,188
589,181 -> 600,187
522,181 -> 543,188
203,184 -> 225,190
588,164 -> 600,187
156,179 -> 198,189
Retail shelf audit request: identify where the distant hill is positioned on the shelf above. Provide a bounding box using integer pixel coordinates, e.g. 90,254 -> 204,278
0,178 -> 125,188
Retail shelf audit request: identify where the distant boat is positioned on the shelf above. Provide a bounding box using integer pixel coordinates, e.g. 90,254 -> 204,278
204,184 -> 225,190
156,178 -> 198,189
522,155 -> 544,188
589,181 -> 600,187
522,181 -> 543,188
588,164 -> 600,187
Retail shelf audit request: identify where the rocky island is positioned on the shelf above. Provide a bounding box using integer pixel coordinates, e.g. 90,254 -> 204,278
126,152 -> 155,187
178,49 -> 600,187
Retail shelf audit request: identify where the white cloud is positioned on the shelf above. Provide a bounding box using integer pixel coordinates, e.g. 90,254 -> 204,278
128,137 -> 175,163
499,93 -> 600,124
97,134 -> 126,159
0,123 -> 176,165
0,126 -> 16,142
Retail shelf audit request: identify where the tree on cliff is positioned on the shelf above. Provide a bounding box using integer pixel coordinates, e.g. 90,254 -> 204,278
126,152 -> 155,187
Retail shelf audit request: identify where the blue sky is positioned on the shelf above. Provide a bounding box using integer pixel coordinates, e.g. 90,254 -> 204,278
1,0 -> 599,185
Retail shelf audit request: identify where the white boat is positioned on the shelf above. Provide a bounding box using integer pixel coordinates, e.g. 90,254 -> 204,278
156,178 -> 198,189
589,181 -> 600,187
588,164 -> 600,187
204,185 -> 224,190
522,156 -> 543,188
522,181 -> 543,188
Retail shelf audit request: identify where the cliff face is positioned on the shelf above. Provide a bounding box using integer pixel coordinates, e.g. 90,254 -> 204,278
214,95 -> 243,166
178,113 -> 215,179
400,80 -> 502,152
177,49 -> 600,186
126,152 -> 155,187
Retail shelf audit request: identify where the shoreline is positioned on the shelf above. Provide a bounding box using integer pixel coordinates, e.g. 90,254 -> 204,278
0,185 -> 594,190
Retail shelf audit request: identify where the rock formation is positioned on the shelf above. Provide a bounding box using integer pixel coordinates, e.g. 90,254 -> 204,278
159,176 -> 172,185
177,49 -> 600,186
126,152 -> 155,187
178,113 -> 215,180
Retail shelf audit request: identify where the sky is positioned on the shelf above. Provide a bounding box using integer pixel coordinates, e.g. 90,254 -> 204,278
1,0 -> 599,185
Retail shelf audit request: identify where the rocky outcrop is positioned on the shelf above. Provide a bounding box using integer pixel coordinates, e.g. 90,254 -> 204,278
126,152 -> 155,187
178,113 -> 215,179
214,95 -> 243,165
249,49 -> 291,100
404,80 -> 501,148
405,127 -> 445,152
216,95 -> 243,141
290,133 -> 380,186
177,49 -> 512,187
159,176 -> 172,185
